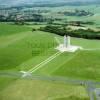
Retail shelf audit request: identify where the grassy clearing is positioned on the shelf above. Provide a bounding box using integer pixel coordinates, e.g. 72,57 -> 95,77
0,24 -> 100,81
0,77 -> 17,91
0,33 -> 56,70
0,78 -> 89,100
52,50 -> 100,81
34,36 -> 100,81
0,23 -> 100,100
0,23 -> 31,36
35,49 -> 100,81
0,24 -> 57,70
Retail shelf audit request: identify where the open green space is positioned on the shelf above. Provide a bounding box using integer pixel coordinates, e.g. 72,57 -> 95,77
0,11 -> 100,99
0,2 -> 100,100
0,23 -> 31,36
0,78 -> 89,100
0,24 -> 57,70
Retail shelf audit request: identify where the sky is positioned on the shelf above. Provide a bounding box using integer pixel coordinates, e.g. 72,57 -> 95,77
0,0 -> 99,6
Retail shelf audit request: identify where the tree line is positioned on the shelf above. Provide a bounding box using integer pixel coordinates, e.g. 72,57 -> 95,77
39,25 -> 100,40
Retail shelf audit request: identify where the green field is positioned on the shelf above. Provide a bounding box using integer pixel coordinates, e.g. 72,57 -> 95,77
0,78 -> 89,100
0,23 -> 31,36
0,21 -> 100,100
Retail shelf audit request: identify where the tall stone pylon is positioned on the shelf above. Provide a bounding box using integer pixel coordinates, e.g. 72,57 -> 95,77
64,35 -> 67,47
67,36 -> 70,47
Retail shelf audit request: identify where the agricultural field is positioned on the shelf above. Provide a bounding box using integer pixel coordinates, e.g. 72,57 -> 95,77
42,5 -> 100,30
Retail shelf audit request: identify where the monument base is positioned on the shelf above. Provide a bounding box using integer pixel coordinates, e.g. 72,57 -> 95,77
55,44 -> 83,52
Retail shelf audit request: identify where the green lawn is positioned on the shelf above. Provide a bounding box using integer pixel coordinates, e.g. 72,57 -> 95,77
0,23 -> 100,100
0,23 -> 31,36
0,78 -> 89,100
53,50 -> 100,81
0,5 -> 100,100
0,23 -> 58,70
0,23 -> 100,80
0,30 -> 57,70
34,36 -> 100,81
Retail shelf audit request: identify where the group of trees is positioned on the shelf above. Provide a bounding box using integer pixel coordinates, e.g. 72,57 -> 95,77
40,25 -> 100,39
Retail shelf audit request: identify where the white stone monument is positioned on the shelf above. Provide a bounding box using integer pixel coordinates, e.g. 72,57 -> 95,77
64,35 -> 70,48
56,35 -> 82,52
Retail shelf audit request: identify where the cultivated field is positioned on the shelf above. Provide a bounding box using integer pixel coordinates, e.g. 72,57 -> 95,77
42,5 -> 100,30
